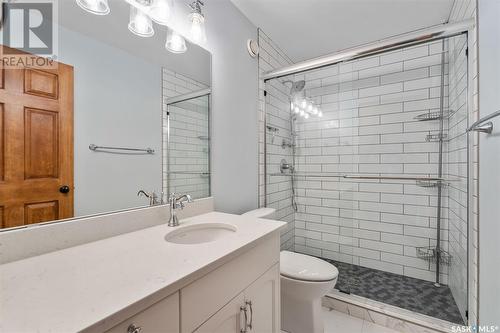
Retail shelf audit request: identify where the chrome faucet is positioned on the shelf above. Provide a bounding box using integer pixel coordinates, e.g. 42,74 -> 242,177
138,190 -> 163,206
168,193 -> 193,227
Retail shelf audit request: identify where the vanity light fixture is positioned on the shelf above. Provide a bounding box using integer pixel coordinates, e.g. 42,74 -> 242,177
188,0 -> 207,44
166,28 -> 187,54
76,0 -> 210,54
129,6 -> 155,37
150,0 -> 173,25
76,0 -> 110,15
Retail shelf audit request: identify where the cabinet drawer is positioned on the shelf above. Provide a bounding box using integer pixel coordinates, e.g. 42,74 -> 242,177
181,235 -> 280,333
105,292 -> 180,333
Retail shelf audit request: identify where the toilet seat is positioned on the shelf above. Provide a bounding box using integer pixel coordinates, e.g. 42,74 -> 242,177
280,251 -> 338,282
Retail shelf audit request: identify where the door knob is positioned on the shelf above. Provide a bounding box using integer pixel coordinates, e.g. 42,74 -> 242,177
59,185 -> 70,194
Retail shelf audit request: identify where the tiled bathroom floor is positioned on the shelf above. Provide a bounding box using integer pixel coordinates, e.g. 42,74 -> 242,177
281,308 -> 402,333
323,308 -> 402,333
326,259 -> 465,324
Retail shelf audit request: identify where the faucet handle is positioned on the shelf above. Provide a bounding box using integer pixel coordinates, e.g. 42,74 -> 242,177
137,190 -> 149,198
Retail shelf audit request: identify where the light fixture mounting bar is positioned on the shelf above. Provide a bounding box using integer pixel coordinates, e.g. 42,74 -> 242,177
189,0 -> 204,13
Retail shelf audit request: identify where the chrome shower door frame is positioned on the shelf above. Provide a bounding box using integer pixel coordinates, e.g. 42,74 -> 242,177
164,88 -> 212,199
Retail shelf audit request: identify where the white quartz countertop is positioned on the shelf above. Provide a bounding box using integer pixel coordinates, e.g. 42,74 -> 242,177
0,212 -> 286,333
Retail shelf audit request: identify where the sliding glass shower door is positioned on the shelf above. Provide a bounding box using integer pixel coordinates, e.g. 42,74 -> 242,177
264,35 -> 469,324
165,93 -> 211,200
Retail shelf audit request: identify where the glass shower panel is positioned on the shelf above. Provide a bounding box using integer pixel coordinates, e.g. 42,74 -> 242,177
446,33 -> 469,321
265,75 -> 297,251
264,36 -> 469,324
293,65 -> 360,263
166,94 -> 210,199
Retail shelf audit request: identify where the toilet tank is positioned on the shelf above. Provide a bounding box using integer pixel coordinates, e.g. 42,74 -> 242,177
242,208 -> 276,219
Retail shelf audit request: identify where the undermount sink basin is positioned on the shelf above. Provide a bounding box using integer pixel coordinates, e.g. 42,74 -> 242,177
165,223 -> 237,244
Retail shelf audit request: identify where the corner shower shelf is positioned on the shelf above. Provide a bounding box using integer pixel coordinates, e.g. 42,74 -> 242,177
426,133 -> 448,142
415,180 -> 444,188
266,125 -> 280,133
414,111 -> 450,121
416,247 -> 451,265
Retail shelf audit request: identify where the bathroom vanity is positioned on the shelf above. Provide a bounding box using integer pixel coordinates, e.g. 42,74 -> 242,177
0,211 -> 285,333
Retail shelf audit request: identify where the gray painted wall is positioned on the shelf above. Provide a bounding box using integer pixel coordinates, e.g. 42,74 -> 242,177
58,26 -> 163,217
203,1 -> 259,214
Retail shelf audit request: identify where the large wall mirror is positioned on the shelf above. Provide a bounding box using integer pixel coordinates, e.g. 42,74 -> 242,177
0,0 -> 211,230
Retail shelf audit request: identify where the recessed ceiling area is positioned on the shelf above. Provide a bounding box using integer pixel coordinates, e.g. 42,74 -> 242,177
231,0 -> 455,62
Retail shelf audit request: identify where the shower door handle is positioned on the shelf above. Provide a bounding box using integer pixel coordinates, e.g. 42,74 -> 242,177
467,109 -> 500,134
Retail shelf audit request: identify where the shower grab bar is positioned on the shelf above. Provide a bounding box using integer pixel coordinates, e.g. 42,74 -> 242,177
269,173 -> 445,182
89,144 -> 154,154
467,109 -> 500,134
343,175 -> 444,181
170,171 -> 210,175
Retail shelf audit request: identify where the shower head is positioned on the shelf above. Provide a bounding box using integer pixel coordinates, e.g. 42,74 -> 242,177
283,80 -> 306,95
291,80 -> 305,94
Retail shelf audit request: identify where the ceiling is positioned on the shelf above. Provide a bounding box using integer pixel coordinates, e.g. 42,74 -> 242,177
231,0 -> 455,62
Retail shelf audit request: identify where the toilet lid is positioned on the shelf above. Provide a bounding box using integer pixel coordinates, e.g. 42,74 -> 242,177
280,251 -> 339,282
242,207 -> 276,219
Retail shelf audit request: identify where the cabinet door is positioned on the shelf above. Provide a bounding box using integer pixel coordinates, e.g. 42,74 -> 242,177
194,293 -> 246,333
105,292 -> 179,333
244,264 -> 280,333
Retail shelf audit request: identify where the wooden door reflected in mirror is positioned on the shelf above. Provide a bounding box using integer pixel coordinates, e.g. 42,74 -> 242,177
0,46 -> 74,229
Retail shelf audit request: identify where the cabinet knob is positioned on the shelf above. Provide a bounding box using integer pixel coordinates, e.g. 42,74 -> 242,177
127,324 -> 142,333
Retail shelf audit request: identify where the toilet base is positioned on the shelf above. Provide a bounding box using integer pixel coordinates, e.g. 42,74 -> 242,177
281,293 -> 324,333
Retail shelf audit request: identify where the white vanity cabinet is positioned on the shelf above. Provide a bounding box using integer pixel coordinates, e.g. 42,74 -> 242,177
194,264 -> 280,333
103,234 -> 280,333
105,292 -> 180,333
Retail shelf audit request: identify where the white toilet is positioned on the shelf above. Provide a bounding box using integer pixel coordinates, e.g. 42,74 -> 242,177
242,208 -> 339,333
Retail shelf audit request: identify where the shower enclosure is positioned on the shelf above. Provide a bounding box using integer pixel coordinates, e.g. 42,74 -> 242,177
164,89 -> 211,200
263,27 -> 471,325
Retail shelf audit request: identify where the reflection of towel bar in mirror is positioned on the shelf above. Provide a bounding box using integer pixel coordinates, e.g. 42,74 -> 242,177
171,171 -> 210,176
170,171 -> 210,179
89,144 -> 155,154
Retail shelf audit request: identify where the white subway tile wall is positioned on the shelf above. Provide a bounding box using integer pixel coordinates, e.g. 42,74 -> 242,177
289,41 -> 451,285
162,68 -> 210,199
259,29 -> 295,250
449,0 -> 478,326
